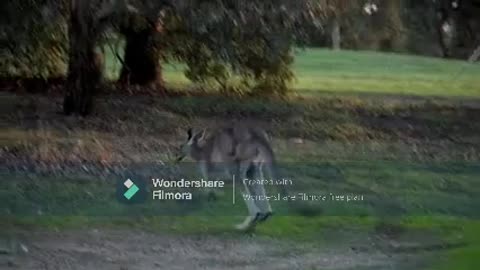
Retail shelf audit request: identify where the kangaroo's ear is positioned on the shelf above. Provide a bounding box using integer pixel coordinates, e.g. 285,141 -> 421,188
187,128 -> 193,140
195,129 -> 206,143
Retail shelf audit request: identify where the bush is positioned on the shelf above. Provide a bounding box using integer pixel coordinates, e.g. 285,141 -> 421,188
162,14 -> 295,97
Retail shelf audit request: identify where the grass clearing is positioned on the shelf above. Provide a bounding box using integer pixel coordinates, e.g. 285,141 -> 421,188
293,49 -> 480,97
105,48 -> 480,98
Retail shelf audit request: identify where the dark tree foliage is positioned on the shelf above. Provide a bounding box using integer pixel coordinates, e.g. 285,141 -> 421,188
444,0 -> 480,58
0,0 -> 68,78
160,0 -> 324,95
405,0 -> 480,58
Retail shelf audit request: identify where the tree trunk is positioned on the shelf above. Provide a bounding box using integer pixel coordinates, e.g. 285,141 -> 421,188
331,17 -> 341,50
119,28 -> 164,89
436,8 -> 451,58
437,27 -> 450,58
63,1 -> 104,116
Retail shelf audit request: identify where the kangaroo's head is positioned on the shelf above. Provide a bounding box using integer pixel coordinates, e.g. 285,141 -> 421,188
176,128 -> 206,162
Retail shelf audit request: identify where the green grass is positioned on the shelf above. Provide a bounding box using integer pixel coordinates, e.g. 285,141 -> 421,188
402,217 -> 480,270
2,158 -> 479,249
435,221 -> 480,270
2,156 -> 479,268
293,49 -> 480,97
106,48 -> 480,97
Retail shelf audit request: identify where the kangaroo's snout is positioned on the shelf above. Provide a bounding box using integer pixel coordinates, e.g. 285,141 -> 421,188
176,154 -> 186,162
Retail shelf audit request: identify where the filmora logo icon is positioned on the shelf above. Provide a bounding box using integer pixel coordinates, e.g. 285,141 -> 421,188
123,179 -> 139,200
117,178 -> 147,204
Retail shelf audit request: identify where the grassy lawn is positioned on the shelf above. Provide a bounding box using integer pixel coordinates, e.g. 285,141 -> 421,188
2,158 -> 479,269
293,49 -> 480,97
106,48 -> 480,98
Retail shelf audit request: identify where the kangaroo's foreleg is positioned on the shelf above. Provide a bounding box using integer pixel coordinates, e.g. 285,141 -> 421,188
199,161 -> 217,201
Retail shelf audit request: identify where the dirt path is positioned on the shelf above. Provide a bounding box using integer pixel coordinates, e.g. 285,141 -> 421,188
0,229 -> 428,270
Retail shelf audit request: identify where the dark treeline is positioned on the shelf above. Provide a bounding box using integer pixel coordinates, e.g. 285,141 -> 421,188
1,0 -> 479,116
308,0 -> 480,58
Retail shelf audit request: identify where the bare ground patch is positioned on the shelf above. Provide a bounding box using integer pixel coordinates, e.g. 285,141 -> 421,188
0,229 -> 430,270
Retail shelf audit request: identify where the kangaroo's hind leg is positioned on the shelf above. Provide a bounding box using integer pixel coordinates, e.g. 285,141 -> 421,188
251,163 -> 273,222
234,162 -> 261,231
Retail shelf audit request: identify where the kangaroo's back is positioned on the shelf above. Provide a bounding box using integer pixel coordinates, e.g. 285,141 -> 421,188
199,123 -> 275,166
208,129 -> 236,163
230,124 -> 275,164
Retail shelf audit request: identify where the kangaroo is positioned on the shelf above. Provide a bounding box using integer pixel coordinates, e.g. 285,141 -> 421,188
176,123 -> 277,231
